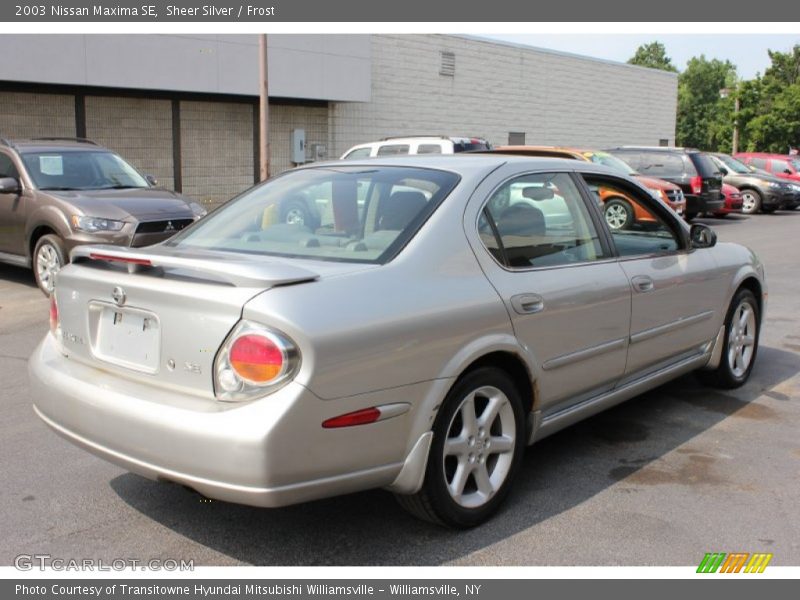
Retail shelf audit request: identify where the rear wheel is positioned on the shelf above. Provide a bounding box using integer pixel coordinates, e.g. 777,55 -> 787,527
604,198 -> 634,230
33,234 -> 66,297
697,288 -> 760,389
685,211 -> 698,220
740,189 -> 762,214
395,367 -> 525,528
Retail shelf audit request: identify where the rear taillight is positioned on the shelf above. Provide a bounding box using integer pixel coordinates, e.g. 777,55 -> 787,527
690,176 -> 703,195
230,334 -> 283,383
49,295 -> 59,336
214,321 -> 300,402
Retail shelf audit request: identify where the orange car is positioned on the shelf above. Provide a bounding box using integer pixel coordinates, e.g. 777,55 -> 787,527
490,146 -> 688,230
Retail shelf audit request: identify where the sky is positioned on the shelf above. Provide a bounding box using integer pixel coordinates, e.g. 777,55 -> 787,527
483,34 -> 800,79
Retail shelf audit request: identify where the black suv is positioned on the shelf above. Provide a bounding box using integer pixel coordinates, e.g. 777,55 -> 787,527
606,147 -> 724,219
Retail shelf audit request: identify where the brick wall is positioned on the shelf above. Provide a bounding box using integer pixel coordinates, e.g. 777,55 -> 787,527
179,100 -> 255,206
85,96 -> 175,191
329,35 -> 678,157
0,91 -> 74,138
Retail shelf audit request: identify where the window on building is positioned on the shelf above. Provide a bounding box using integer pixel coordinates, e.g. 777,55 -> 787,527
659,139 -> 669,147
508,132 -> 526,146
440,51 -> 456,77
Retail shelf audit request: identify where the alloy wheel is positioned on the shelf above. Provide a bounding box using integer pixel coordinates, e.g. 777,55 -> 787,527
36,243 -> 61,294
727,300 -> 757,378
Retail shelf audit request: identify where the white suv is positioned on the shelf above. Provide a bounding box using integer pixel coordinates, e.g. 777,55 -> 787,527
341,136 -> 491,159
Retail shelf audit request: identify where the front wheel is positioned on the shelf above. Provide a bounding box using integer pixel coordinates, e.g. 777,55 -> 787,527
740,189 -> 762,214
604,198 -> 634,230
395,367 -> 526,528
33,234 -> 66,297
697,288 -> 760,389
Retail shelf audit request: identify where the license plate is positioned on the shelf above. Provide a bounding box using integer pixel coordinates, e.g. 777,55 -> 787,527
92,304 -> 160,373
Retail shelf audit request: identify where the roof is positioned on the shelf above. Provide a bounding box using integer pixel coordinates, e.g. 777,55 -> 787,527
3,138 -> 105,152
302,153 -> 623,177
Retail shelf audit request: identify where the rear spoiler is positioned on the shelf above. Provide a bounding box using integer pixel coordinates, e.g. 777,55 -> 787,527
70,245 -> 319,288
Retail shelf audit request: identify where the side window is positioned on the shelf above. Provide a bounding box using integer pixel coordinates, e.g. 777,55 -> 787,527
0,153 -> 19,179
343,147 -> 372,160
583,175 -> 681,257
376,144 -> 410,156
416,144 -> 443,154
771,159 -> 792,174
480,172 -> 607,268
635,152 -> 685,177
750,157 -> 768,170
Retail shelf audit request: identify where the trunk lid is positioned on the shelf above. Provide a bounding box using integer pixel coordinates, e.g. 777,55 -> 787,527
54,245 -> 321,398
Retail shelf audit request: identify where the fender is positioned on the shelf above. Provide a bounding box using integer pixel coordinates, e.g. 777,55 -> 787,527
25,204 -> 72,256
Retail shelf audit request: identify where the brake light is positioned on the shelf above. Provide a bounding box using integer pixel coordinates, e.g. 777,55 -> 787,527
322,407 -> 382,429
214,321 -> 300,402
230,334 -> 283,383
691,176 -> 703,195
49,295 -> 59,335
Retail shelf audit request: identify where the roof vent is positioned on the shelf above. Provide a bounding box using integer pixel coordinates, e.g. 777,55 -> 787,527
440,51 -> 455,77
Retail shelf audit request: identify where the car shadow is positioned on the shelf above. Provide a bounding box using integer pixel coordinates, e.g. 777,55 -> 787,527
0,263 -> 36,288
695,215 -> 749,226
109,345 -> 799,566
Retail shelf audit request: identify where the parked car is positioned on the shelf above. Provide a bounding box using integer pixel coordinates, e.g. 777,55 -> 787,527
486,146 -> 687,229
714,183 -> 744,217
606,147 -> 724,220
340,136 -> 491,160
30,155 -> 765,528
0,137 -> 207,295
710,153 -> 796,214
734,152 -> 800,186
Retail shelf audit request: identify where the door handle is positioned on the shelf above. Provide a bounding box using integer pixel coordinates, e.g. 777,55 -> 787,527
631,275 -> 655,293
511,293 -> 544,315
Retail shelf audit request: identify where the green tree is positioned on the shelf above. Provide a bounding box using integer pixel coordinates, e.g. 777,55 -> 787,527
627,41 -> 678,72
676,56 -> 737,149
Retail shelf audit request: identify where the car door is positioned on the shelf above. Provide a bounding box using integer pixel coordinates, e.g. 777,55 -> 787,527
468,169 -> 632,414
579,172 -> 728,380
0,151 -> 26,256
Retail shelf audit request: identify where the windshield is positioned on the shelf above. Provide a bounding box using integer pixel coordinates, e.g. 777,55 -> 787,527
21,150 -> 149,190
714,154 -> 750,174
581,151 -> 637,175
168,166 -> 460,264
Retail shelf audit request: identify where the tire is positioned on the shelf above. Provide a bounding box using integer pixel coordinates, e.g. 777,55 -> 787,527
740,189 -> 762,214
281,201 -> 313,228
32,234 -> 67,297
603,198 -> 635,230
685,211 -> 698,221
696,288 -> 760,389
712,212 -> 728,218
395,367 -> 526,528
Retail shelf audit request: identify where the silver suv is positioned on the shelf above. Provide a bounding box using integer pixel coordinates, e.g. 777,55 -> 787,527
0,137 -> 207,295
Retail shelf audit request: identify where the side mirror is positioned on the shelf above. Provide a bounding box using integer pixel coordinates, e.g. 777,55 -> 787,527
718,166 -> 728,176
145,174 -> 158,186
784,169 -> 793,175
690,223 -> 717,249
0,177 -> 20,194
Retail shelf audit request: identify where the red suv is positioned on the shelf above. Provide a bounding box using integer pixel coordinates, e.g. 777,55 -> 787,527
735,152 -> 800,182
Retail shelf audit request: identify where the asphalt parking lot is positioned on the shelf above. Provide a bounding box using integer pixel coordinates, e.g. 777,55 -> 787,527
1,212 -> 798,567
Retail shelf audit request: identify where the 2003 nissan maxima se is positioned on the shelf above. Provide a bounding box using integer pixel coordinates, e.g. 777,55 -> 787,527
30,155 -> 765,528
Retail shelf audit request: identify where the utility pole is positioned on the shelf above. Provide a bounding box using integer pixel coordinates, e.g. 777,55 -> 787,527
259,34 -> 270,181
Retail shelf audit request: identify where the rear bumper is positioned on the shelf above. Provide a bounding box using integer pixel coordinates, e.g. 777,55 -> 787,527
686,195 -> 724,214
29,335 -> 421,507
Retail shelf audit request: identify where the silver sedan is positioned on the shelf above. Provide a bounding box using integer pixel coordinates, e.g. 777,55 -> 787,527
29,156 -> 765,527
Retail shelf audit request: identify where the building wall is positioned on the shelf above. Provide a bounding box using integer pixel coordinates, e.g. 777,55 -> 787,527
0,91 -> 75,138
85,96 -> 175,191
329,35 -> 678,157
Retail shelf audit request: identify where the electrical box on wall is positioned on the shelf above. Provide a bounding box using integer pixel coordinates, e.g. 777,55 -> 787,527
291,129 -> 306,164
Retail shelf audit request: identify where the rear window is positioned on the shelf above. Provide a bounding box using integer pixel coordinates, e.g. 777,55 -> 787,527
689,152 -> 721,177
168,166 -> 460,264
